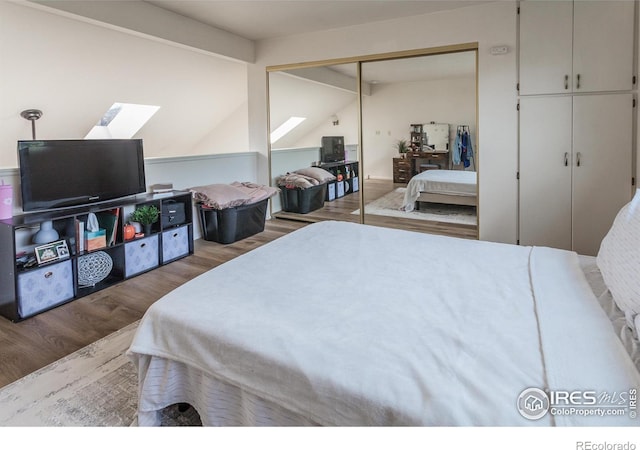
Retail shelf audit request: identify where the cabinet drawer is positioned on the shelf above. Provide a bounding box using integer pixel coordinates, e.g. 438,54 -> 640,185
162,225 -> 190,262
393,160 -> 411,169
394,167 -> 410,175
394,174 -> 410,183
125,235 -> 159,277
17,259 -> 74,318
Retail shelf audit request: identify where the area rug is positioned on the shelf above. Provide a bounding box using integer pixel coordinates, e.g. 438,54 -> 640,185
353,187 -> 476,225
0,321 -> 201,426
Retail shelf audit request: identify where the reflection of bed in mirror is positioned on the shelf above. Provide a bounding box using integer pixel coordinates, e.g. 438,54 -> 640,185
402,169 -> 477,211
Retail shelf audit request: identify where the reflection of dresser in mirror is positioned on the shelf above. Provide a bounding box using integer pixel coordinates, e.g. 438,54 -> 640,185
393,123 -> 450,183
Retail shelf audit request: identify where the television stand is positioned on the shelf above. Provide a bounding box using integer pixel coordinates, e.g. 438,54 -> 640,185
313,161 -> 359,202
316,160 -> 355,169
0,191 -> 194,322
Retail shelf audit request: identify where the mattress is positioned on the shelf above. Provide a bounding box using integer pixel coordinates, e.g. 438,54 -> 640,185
128,221 -> 640,426
403,170 -> 477,211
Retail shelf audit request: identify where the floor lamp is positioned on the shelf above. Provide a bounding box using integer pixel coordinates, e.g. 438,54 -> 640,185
20,109 -> 59,243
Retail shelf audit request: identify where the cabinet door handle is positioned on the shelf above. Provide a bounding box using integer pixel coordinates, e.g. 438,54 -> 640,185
564,152 -> 569,167
140,243 -> 146,248
564,74 -> 569,90
173,232 -> 178,238
44,271 -> 53,279
576,74 -> 581,89
576,152 -> 582,167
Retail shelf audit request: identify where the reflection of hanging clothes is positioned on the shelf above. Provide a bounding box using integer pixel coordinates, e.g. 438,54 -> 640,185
453,126 -> 474,168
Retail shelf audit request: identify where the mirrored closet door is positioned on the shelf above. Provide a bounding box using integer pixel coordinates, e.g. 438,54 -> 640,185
267,45 -> 479,240
268,63 -> 361,222
360,50 -> 478,238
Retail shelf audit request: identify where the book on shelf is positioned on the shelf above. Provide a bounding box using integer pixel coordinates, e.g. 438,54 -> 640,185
75,219 -> 85,253
96,208 -> 120,246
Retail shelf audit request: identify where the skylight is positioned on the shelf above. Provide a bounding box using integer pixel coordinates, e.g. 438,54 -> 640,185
85,102 -> 160,139
270,116 -> 306,144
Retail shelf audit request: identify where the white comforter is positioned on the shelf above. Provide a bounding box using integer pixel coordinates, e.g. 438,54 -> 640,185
403,169 -> 476,211
128,221 -> 639,426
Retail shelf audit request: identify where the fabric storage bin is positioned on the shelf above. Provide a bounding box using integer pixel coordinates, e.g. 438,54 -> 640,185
17,259 -> 74,318
199,198 -> 268,244
347,176 -> 359,193
326,182 -> 336,201
162,225 -> 190,262
336,180 -> 345,198
125,234 -> 159,277
280,183 -> 327,214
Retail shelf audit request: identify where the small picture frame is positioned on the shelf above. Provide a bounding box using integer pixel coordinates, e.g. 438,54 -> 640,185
35,239 -> 70,265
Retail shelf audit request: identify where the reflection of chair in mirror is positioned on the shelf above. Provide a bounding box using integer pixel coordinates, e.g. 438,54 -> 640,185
419,163 -> 440,172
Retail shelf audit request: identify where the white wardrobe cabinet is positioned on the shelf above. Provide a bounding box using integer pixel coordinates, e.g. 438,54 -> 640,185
519,0 -> 634,95
519,93 -> 633,256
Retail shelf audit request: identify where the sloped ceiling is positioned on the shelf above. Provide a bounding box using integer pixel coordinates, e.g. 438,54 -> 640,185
269,70 -> 357,149
0,1 -> 248,167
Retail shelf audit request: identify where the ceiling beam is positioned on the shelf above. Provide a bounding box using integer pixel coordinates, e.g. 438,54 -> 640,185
282,66 -> 371,96
24,0 -> 255,63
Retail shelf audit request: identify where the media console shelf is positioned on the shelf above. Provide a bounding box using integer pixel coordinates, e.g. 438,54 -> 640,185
0,191 -> 194,322
317,160 -> 359,201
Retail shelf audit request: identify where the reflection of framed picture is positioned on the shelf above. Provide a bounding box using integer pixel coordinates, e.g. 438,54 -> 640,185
35,239 -> 70,265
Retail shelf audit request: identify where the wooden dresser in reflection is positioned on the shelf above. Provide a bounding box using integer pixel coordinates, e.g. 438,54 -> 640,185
393,151 -> 450,183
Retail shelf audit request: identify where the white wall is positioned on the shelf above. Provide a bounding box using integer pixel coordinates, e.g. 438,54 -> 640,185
0,1 -> 249,167
291,99 -> 359,151
284,75 -> 476,180
250,1 -> 518,244
269,71 -> 358,149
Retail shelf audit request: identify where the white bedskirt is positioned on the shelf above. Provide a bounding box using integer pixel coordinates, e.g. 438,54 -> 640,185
133,355 -> 317,426
403,170 -> 476,211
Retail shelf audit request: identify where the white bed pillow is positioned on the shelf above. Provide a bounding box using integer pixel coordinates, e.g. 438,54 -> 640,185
596,189 -> 640,328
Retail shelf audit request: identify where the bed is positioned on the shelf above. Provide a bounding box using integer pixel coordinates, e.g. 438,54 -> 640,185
127,191 -> 640,426
402,169 -> 476,212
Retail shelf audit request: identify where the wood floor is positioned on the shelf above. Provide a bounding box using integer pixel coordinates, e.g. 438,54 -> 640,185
0,181 -> 477,389
274,179 -> 477,239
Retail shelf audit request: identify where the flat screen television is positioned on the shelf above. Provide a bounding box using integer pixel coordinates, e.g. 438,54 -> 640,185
320,136 -> 345,163
18,139 -> 146,212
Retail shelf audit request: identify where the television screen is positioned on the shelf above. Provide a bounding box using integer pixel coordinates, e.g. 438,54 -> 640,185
321,136 -> 345,163
18,139 -> 146,211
